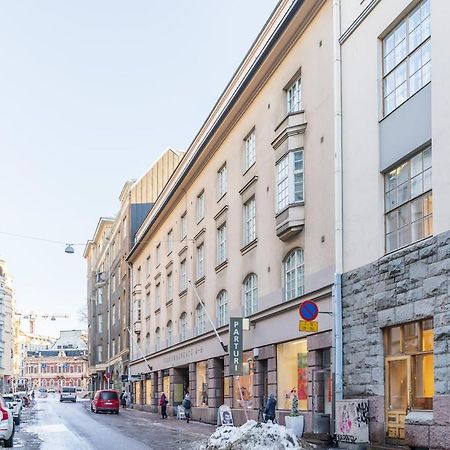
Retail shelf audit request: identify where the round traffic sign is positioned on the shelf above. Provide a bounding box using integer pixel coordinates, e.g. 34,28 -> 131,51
299,300 -> 319,321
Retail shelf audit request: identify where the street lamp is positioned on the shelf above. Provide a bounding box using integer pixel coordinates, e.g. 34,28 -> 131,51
65,244 -> 75,254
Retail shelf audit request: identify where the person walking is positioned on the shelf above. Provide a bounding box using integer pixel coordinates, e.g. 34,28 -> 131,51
264,393 -> 277,423
120,390 -> 128,409
160,392 -> 168,419
182,393 -> 192,423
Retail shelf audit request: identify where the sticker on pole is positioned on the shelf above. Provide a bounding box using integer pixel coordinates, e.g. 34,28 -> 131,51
299,300 -> 319,321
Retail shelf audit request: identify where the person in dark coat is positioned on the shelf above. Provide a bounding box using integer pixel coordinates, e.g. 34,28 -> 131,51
264,393 -> 277,423
182,394 -> 192,423
120,390 -> 128,409
160,392 -> 168,419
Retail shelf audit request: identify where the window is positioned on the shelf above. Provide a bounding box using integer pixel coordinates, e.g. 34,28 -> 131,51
97,315 -> 103,333
112,304 -> 116,325
385,319 -> 434,412
156,244 -> 161,266
167,272 -> 173,301
197,191 -> 205,222
136,267 -> 141,284
167,229 -> 173,254
276,149 -> 304,213
284,248 -> 305,301
179,259 -> 187,292
385,147 -> 432,253
112,339 -> 116,355
145,332 -> 151,354
196,244 -> 205,279
180,312 -> 188,342
97,345 -> 103,363
146,256 -> 151,277
216,291 -> 228,327
196,361 -> 208,406
217,164 -> 227,198
195,303 -> 206,336
97,288 -> 103,305
233,350 -> 254,408
243,197 -> 256,245
244,131 -> 256,171
155,283 -> 161,309
287,76 -> 302,113
217,223 -> 227,265
166,321 -> 173,347
136,299 -> 142,321
180,213 -> 187,240
243,274 -> 258,316
155,328 -> 161,352
383,0 -> 431,115
122,217 -> 127,238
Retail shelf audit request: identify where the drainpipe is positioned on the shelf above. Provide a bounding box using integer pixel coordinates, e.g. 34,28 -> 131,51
107,245 -> 112,390
127,261 -> 133,407
332,0 -> 344,423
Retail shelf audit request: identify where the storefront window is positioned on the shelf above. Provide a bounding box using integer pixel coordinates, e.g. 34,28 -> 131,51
277,339 -> 308,411
233,351 -> 253,408
135,381 -> 142,405
163,371 -> 170,403
145,379 -> 152,405
196,361 -> 208,406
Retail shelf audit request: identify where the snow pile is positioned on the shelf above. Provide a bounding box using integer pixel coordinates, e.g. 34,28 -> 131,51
202,420 -> 316,450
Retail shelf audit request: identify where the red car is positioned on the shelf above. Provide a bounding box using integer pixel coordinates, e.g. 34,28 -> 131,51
91,390 -> 120,414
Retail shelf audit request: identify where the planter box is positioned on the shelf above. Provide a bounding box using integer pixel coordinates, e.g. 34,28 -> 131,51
285,415 -> 304,437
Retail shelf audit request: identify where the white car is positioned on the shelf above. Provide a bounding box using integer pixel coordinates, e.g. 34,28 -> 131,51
60,387 -> 76,403
3,394 -> 21,425
0,395 -> 14,447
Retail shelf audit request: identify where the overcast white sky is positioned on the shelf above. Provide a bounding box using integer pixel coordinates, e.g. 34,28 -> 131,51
0,1 -> 277,337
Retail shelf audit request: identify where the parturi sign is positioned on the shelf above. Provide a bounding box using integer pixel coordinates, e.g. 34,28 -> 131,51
229,318 -> 243,376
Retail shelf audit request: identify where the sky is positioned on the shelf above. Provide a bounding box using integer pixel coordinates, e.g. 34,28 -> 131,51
0,1 -> 277,337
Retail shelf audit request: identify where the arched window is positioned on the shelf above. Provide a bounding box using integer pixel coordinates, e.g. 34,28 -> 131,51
195,303 -> 206,336
284,248 -> 304,301
166,321 -> 173,347
145,332 -> 151,354
216,291 -> 228,327
180,313 -> 188,342
243,274 -> 258,316
155,327 -> 161,352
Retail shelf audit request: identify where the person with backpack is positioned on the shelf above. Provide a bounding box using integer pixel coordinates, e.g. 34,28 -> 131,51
182,393 -> 192,423
120,390 -> 128,409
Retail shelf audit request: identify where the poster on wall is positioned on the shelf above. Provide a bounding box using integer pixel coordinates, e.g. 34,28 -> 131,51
217,405 -> 234,426
297,353 -> 307,401
335,399 -> 369,444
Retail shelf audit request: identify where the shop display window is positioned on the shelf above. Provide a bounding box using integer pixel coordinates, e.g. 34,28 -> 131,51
233,351 -> 253,408
196,361 -> 208,406
145,379 -> 152,405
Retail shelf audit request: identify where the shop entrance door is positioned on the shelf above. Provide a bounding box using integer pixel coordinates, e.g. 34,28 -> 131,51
385,356 -> 410,440
312,369 -> 331,434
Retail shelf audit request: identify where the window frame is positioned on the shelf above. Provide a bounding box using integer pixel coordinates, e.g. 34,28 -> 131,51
243,197 -> 256,245
196,243 -> 205,279
180,213 -> 187,240
243,130 -> 256,172
195,303 -> 206,336
167,229 -> 173,254
166,272 -> 173,301
284,248 -> 305,301
286,76 -> 302,114
217,164 -> 227,199
180,312 -> 188,342
197,191 -> 205,223
243,273 -> 258,316
179,259 -> 187,292
217,223 -> 227,265
276,149 -> 304,213
216,290 -> 228,327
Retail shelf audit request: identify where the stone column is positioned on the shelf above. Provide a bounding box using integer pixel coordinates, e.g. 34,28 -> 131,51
151,372 -> 158,410
224,354 -> 232,408
207,358 -> 223,409
189,363 -> 196,405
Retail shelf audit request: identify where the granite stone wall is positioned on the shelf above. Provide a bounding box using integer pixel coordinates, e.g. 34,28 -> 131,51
342,230 -> 450,449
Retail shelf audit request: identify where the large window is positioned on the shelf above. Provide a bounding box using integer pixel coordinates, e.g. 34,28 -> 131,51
276,149 -> 304,212
197,191 -> 205,222
196,243 -> 205,279
217,223 -> 227,265
385,147 -> 432,253
180,312 -> 188,342
97,288 -> 103,305
155,327 -> 161,352
287,76 -> 302,113
243,197 -> 256,245
155,283 -> 161,309
97,345 -> 103,363
277,339 -> 308,410
217,164 -> 227,198
180,213 -> 187,240
166,321 -> 173,348
244,131 -> 256,171
284,248 -> 305,301
216,290 -> 228,327
243,274 -> 258,316
385,319 -> 434,412
233,350 -> 254,409
383,0 -> 431,116
97,315 -> 103,333
196,361 -> 208,406
156,244 -> 161,266
167,272 -> 173,301
179,259 -> 187,292
167,229 -> 173,254
195,303 -> 206,336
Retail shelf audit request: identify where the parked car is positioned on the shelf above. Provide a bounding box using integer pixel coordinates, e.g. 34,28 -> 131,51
3,394 -> 21,425
47,388 -> 56,394
60,387 -> 76,403
0,396 -> 14,447
38,388 -> 48,398
91,390 -> 119,414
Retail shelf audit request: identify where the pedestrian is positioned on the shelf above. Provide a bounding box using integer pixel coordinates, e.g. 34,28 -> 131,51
182,393 -> 192,423
120,390 -> 128,409
160,392 -> 168,419
264,393 -> 277,423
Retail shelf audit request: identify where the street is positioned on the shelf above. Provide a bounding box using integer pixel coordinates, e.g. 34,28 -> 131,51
14,394 -> 214,449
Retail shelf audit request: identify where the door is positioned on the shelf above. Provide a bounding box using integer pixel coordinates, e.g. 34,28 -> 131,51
312,370 -> 331,434
385,356 -> 411,439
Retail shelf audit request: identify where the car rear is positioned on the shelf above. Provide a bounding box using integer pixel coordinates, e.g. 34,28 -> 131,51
3,395 -> 21,425
0,396 -> 14,447
60,387 -> 77,402
93,390 -> 119,414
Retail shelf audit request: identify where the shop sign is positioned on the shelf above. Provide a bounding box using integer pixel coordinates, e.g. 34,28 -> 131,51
229,317 -> 243,376
299,320 -> 318,332
299,300 -> 319,321
217,405 -> 234,426
336,399 -> 369,443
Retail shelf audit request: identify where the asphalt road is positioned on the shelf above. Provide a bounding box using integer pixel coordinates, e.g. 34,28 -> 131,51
13,395 -> 212,450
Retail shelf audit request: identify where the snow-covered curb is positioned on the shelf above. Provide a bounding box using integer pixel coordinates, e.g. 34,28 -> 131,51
200,420 -> 316,450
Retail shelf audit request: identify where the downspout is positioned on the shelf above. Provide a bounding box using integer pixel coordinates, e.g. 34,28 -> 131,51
332,0 -> 344,423
107,245 -> 112,390
127,261 -> 133,408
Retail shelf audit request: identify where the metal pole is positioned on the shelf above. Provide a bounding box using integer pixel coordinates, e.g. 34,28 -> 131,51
188,280 -> 228,352
125,327 -> 152,373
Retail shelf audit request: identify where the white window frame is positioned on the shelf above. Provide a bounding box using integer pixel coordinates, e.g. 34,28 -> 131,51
284,248 -> 305,301
97,315 -> 103,333
146,256 -> 151,277
196,243 -> 205,279
243,197 -> 256,245
166,321 -> 173,347
136,299 -> 142,321
244,130 -> 256,171
179,259 -> 187,292
97,288 -> 103,305
156,244 -> 161,266
180,213 -> 187,240
382,0 -> 431,116
216,291 -> 228,327
287,76 -> 302,113
195,304 -> 206,336
217,223 -> 227,265
167,272 -> 173,301
276,149 -> 304,213
155,328 -> 161,352
112,304 -> 116,325
155,283 -> 161,309
180,313 -> 188,342
243,274 -> 258,316
217,164 -> 227,198
197,191 -> 205,222
167,229 -> 173,254
97,345 -> 103,363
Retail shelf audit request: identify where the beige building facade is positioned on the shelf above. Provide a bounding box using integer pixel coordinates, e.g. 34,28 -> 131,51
127,0 -> 336,434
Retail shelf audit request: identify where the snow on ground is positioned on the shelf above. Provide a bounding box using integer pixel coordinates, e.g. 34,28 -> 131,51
201,420 -> 316,450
